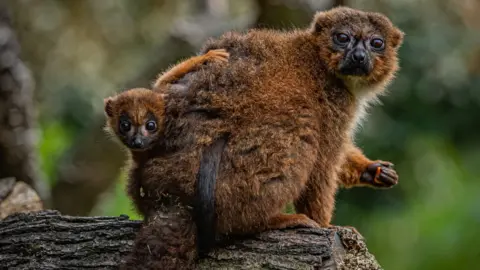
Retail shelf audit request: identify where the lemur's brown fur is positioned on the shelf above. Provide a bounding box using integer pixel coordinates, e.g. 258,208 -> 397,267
103,49 -> 229,217
109,7 -> 403,269
120,199 -> 197,270
139,6 -> 403,234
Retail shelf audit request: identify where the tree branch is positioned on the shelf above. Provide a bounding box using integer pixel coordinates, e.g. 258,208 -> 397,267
0,210 -> 381,269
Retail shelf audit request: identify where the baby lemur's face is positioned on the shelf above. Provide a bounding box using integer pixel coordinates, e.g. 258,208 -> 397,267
311,7 -> 404,90
104,88 -> 165,151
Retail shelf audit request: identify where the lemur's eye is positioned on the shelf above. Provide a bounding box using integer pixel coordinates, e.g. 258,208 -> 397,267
334,33 -> 350,45
145,121 -> 157,132
370,38 -> 385,50
120,120 -> 131,133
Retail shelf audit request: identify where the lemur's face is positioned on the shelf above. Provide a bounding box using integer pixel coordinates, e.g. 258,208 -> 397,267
104,88 -> 165,151
311,7 -> 404,89
332,31 -> 385,76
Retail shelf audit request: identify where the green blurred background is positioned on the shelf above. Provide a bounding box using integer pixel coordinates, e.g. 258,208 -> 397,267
3,0 -> 480,269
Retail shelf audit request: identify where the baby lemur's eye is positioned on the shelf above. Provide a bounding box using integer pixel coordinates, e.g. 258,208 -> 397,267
145,121 -> 157,132
334,33 -> 350,45
370,38 -> 385,50
120,120 -> 131,133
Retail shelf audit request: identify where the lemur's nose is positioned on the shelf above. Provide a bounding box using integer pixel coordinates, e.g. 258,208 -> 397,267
131,137 -> 144,148
352,49 -> 366,63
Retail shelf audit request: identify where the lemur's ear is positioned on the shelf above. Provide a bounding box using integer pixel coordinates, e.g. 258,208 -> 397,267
310,7 -> 341,34
311,11 -> 329,33
104,97 -> 115,117
391,28 -> 404,49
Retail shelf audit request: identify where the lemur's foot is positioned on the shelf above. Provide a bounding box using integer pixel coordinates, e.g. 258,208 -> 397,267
268,213 -> 321,230
361,161 -> 398,188
206,49 -> 229,62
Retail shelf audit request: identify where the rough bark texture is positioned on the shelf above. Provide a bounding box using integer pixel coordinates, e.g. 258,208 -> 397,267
0,1 -> 46,200
0,210 -> 381,270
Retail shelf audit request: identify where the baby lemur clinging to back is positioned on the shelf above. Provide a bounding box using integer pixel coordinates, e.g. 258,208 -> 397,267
103,49 -> 230,270
123,6 -> 404,269
103,49 -> 229,217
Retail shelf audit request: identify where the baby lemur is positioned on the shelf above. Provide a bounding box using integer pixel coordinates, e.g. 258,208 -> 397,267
108,6 -> 403,270
104,49 -> 229,217
104,49 -> 229,270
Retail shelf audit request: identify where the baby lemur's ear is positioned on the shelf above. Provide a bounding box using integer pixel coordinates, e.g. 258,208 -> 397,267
391,28 -> 404,49
104,97 -> 115,117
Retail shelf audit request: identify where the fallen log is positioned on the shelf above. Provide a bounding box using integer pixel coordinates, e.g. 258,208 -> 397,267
0,210 -> 381,269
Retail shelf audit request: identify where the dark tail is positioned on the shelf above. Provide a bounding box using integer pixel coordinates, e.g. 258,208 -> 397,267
195,135 -> 228,257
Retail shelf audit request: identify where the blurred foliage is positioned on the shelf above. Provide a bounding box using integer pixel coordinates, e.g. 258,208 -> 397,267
92,173 -> 141,220
38,121 -> 73,186
6,0 -> 480,269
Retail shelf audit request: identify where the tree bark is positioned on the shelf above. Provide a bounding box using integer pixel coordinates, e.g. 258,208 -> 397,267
0,1 -> 46,201
0,210 -> 381,270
